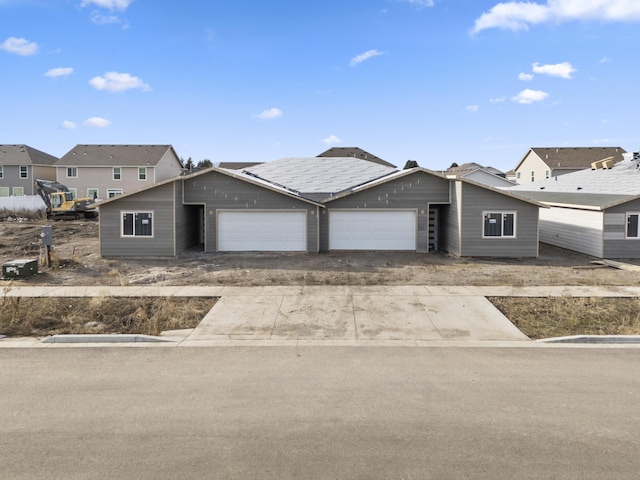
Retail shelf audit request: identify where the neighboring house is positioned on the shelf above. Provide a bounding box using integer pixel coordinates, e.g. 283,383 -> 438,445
0,145 -> 57,197
218,162 -> 263,169
317,147 -> 396,168
505,151 -> 640,258
444,162 -> 516,188
96,157 -> 543,258
512,147 -> 626,184
56,145 -> 183,200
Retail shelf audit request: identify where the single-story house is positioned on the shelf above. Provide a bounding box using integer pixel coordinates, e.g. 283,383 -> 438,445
505,152 -> 640,258
97,156 -> 543,258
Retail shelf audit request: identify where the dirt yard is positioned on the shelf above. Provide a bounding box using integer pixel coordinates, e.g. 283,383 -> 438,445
2,217 -> 640,339
1,217 -> 639,287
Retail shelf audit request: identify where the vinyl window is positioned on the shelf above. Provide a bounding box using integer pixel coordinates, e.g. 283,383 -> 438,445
107,189 -> 123,198
67,167 -> 78,178
0,165 -> 3,178
122,212 -> 153,237
626,213 -> 640,239
0,187 -> 9,197
483,212 -> 516,238
138,167 -> 147,181
87,188 -> 99,199
19,166 -> 28,179
113,167 -> 121,180
12,186 -> 25,196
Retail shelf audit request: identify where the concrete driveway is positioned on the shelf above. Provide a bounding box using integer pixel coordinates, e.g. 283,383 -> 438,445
183,285 -> 530,345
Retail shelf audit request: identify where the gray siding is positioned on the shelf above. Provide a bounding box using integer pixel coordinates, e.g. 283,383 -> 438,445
539,207 -> 603,257
603,198 -> 640,258
182,171 -> 319,252
458,182 -> 539,257
0,165 -> 37,195
441,183 -> 461,256
320,171 -> 450,252
99,182 -> 177,257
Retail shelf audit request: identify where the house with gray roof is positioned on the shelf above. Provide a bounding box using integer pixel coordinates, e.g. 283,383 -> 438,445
96,156 -> 543,258
317,147 -> 396,168
57,145 -> 183,200
0,145 -> 58,197
444,162 -> 516,188
511,146 -> 626,184
505,151 -> 640,258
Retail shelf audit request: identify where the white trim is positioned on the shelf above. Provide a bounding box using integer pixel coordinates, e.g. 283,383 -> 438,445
138,167 -> 147,181
482,211 -> 517,238
120,210 -> 155,238
112,167 -> 121,181
19,165 -> 28,179
625,212 -> 640,239
107,189 -> 123,198
66,166 -> 78,178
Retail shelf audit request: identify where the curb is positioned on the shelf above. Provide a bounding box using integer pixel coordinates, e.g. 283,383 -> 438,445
41,334 -> 172,344
537,335 -> 640,344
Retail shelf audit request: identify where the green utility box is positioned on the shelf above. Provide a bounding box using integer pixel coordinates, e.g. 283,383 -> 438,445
2,259 -> 38,279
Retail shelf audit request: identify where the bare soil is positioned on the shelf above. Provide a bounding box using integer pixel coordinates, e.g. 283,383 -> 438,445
2,217 -> 640,339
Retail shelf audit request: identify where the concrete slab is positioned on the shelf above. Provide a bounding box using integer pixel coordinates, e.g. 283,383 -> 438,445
423,286 -> 475,296
259,286 -> 304,296
353,295 -> 441,341
185,295 -> 282,341
301,285 -> 352,296
216,286 -> 265,296
172,286 -> 225,296
422,296 -> 530,341
349,285 -> 429,296
271,295 -> 356,340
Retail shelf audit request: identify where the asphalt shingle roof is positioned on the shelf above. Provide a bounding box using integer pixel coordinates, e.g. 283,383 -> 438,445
531,147 -> 626,169
317,147 -> 396,168
0,145 -> 59,165
58,145 -> 176,167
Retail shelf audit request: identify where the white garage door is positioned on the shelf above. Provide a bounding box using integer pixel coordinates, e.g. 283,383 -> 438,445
329,210 -> 416,251
218,211 -> 307,252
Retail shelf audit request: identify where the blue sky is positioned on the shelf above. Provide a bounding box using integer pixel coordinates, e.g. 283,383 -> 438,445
1,0 -> 639,171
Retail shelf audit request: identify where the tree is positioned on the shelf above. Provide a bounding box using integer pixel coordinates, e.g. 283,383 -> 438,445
449,162 -> 459,169
197,159 -> 213,168
184,157 -> 194,171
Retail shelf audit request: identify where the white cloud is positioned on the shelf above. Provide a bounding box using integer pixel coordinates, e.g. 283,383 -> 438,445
599,56 -> 612,63
89,71 -> 150,92
489,96 -> 506,103
61,120 -> 77,130
466,105 -> 479,112
89,12 -> 128,26
396,0 -> 435,7
45,67 -> 74,78
80,0 -> 132,10
511,89 -> 549,104
84,117 -> 111,128
1,37 -> 38,56
532,61 -> 576,79
349,49 -> 384,67
518,72 -> 534,81
253,107 -> 283,120
322,134 -> 342,145
472,0 -> 640,33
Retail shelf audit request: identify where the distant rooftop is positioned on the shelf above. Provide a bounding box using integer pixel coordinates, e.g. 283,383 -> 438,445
218,161 -> 263,170
0,144 -> 59,166
58,145 -> 177,166
528,147 -> 626,170
317,147 -> 396,168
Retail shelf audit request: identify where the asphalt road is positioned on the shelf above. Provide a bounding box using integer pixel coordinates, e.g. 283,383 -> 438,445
1,347 -> 639,479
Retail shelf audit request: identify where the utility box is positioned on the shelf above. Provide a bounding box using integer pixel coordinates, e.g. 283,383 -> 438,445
41,225 -> 53,246
2,259 -> 38,279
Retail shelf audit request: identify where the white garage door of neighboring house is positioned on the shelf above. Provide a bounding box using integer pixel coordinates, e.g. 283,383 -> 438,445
329,210 -> 417,251
217,211 -> 307,252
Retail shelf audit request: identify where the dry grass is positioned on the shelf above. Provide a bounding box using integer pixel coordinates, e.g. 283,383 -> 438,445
489,296 -> 640,339
0,292 -> 216,337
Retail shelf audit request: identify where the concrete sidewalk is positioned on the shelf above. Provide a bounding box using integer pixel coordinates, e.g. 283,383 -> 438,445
2,285 -> 640,347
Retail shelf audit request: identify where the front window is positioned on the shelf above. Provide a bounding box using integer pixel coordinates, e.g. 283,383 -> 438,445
67,167 -> 78,178
19,166 -> 28,179
626,213 -> 640,239
545,170 -> 550,179
530,171 -> 535,182
0,187 -> 10,197
138,167 -> 147,181
13,186 -> 25,196
68,188 -> 77,199
107,189 -> 123,198
113,167 -> 121,180
122,212 -> 153,237
483,212 -> 516,238
87,188 -> 99,199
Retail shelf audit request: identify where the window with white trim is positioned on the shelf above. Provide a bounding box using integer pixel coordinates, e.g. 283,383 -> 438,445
545,170 -> 550,179
107,189 -> 123,198
138,167 -> 147,181
122,212 -> 153,237
19,166 -> 28,179
68,188 -> 77,199
483,212 -> 516,238
530,171 -> 534,182
626,213 -> 640,239
113,167 -> 121,180
0,187 -> 9,197
67,167 -> 78,178
87,188 -> 99,199
13,187 -> 24,196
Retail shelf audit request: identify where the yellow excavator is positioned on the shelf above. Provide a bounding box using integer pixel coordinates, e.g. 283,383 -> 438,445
35,179 -> 98,219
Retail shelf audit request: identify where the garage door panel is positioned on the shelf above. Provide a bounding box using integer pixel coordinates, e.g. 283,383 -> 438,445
330,210 -> 416,251
218,211 -> 307,251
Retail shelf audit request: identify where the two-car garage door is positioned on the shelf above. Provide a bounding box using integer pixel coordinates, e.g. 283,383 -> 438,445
218,211 -> 307,252
329,210 -> 416,251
